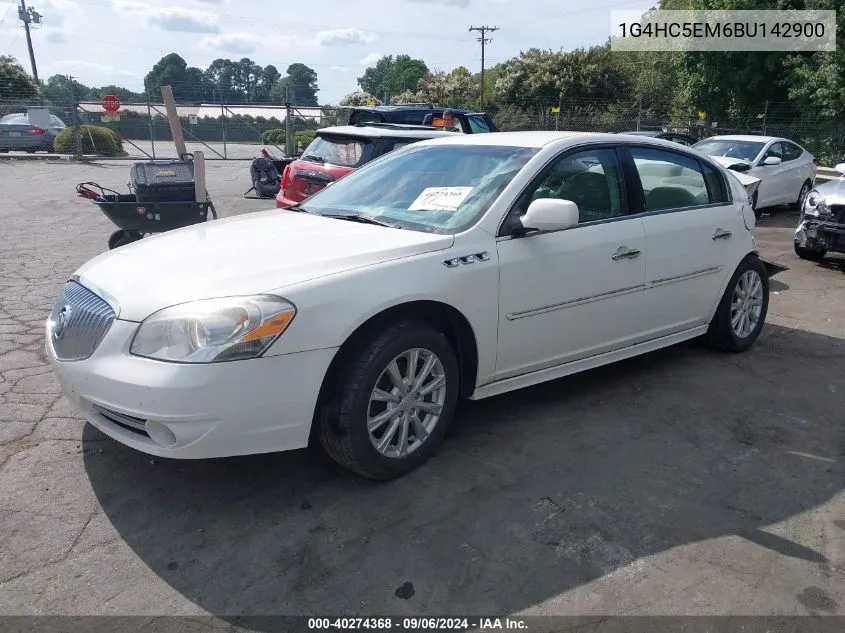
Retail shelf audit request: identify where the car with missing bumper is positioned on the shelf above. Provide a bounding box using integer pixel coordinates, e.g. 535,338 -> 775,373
794,161 -> 845,261
692,135 -> 815,214
46,131 -> 777,480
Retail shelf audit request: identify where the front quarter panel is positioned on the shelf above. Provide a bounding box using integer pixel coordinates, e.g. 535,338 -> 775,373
261,230 -> 501,388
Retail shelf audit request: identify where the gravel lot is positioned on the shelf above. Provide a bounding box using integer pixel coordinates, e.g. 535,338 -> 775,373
1,158 -> 844,621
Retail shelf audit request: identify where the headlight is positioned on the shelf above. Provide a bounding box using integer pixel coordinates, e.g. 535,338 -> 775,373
803,190 -> 829,217
130,295 -> 296,363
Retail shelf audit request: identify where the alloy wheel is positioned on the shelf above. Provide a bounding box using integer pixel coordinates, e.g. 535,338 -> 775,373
730,269 -> 764,339
367,347 -> 447,459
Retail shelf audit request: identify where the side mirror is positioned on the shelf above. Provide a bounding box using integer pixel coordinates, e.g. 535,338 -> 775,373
520,198 -> 579,232
835,163 -> 845,175
763,156 -> 782,166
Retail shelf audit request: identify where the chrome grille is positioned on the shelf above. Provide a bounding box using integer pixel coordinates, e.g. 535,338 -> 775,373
47,280 -> 116,361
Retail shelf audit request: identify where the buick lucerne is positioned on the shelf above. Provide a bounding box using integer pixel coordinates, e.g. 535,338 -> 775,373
46,131 -> 772,479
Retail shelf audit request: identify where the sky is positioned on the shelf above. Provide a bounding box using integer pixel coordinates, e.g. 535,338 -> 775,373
0,0 -> 651,104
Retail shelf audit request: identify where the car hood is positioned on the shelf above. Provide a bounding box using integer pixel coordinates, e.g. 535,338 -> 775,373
74,210 -> 454,321
814,175 -> 845,204
709,156 -> 752,170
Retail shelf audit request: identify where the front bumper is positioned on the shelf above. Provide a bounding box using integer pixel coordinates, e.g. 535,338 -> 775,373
795,217 -> 845,254
47,319 -> 337,459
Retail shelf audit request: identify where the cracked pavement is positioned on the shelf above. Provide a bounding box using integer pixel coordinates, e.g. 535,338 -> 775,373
0,159 -> 844,621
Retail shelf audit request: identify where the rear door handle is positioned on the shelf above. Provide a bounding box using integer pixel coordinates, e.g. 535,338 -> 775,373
612,246 -> 641,261
712,229 -> 732,240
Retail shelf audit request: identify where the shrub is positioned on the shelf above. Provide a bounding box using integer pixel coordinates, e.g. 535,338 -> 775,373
295,130 -> 316,150
54,125 -> 124,156
261,128 -> 286,145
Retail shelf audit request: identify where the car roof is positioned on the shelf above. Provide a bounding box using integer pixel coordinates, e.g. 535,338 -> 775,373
348,105 -> 475,114
698,135 -> 779,143
406,130 -> 622,148
316,124 -> 449,139
619,130 -> 662,136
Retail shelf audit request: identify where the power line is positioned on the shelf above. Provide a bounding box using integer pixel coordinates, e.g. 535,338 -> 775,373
469,25 -> 498,107
0,1 -> 14,26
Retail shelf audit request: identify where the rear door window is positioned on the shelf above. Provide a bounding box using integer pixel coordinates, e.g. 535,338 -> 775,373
783,143 -> 803,161
467,115 -> 493,133
348,111 -> 383,125
302,135 -> 371,167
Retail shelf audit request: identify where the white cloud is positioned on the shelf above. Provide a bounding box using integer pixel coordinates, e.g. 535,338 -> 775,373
314,28 -> 377,47
359,52 -> 383,66
41,0 -> 80,11
113,1 -> 219,34
198,33 -> 263,54
53,60 -> 135,76
406,0 -> 470,6
45,30 -> 68,44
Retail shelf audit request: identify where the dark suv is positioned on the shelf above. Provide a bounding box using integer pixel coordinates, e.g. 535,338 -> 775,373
347,104 -> 498,134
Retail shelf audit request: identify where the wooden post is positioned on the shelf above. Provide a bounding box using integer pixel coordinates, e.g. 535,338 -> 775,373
194,150 -> 206,202
160,85 -> 187,157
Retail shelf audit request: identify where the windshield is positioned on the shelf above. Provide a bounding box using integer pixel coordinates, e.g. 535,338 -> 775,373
299,144 -> 539,234
301,134 -> 371,167
692,139 -> 765,162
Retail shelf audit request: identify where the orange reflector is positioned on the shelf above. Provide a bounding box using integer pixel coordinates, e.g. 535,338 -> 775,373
239,311 -> 295,342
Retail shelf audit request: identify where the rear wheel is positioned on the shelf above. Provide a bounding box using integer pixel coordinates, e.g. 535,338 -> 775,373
317,320 -> 460,480
706,256 -> 769,353
794,242 -> 826,261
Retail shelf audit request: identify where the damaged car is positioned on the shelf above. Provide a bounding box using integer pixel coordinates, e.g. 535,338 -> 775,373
794,161 -> 845,261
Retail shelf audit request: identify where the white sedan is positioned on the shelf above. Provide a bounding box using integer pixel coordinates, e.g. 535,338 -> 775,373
46,132 -> 774,480
692,135 -> 816,214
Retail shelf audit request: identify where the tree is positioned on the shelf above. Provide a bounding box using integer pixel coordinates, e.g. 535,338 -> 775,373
338,90 -> 382,106
40,74 -> 87,105
494,45 -> 629,108
144,53 -> 190,100
392,66 -> 478,108
357,55 -> 429,101
282,63 -> 319,106
0,56 -> 39,102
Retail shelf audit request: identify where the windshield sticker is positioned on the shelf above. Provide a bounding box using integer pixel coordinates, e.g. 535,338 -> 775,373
408,187 -> 474,211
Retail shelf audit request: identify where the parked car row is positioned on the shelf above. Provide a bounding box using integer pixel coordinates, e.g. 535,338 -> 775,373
271,105 -> 818,218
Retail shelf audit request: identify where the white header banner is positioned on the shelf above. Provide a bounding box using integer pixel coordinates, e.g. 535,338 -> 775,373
610,10 -> 837,52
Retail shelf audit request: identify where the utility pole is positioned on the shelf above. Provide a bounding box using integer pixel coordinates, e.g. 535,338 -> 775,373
17,0 -> 42,83
469,25 -> 498,107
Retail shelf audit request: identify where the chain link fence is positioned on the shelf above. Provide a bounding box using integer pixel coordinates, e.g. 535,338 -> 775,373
2,90 -> 843,165
488,99 -> 845,165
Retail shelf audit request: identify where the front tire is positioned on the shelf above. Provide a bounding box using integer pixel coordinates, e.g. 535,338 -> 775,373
792,180 -> 812,211
317,320 -> 460,480
706,256 -> 769,353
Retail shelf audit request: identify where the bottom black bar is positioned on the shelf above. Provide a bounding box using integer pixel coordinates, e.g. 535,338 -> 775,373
1,616 -> 845,633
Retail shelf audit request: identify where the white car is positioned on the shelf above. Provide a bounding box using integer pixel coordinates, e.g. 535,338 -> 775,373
692,135 -> 815,214
46,132 -> 774,480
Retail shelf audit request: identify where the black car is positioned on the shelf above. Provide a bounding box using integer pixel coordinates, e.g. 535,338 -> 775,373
347,104 -> 498,134
619,130 -> 698,146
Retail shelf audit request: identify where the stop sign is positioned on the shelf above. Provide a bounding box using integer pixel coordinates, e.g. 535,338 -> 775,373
102,95 -> 121,113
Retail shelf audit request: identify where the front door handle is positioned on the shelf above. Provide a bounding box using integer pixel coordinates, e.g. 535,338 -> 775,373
612,246 -> 641,261
712,229 -> 732,240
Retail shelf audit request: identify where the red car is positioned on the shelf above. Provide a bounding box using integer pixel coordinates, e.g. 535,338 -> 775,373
275,124 -> 448,208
